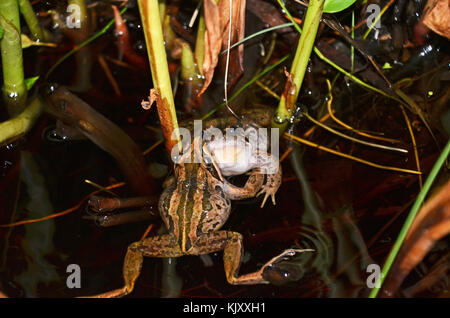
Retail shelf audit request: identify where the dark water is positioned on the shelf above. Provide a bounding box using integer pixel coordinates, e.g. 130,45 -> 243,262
0,0 -> 449,298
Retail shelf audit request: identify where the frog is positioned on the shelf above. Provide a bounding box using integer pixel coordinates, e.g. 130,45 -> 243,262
85,108 -> 310,298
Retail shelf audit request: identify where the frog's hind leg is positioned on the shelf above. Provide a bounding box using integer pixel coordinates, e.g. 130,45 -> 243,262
80,235 -> 183,298
192,231 -> 307,285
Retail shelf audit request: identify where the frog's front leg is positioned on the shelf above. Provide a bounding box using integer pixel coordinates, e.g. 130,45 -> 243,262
192,231 -> 307,285
218,164 -> 282,208
218,170 -> 264,200
81,235 -> 183,298
253,152 -> 282,207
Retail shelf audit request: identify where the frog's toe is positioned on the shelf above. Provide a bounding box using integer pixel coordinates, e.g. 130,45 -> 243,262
260,193 -> 269,208
257,187 -> 277,208
267,249 -> 315,266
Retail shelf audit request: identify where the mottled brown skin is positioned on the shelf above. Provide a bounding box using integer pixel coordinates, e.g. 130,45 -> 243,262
85,134 -> 294,298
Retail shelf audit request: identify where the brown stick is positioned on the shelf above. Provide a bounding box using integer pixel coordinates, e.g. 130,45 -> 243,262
83,209 -> 156,227
45,86 -> 154,196
381,180 -> 450,296
88,195 -> 157,213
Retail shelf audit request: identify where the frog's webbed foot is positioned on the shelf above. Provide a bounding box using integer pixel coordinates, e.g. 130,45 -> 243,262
262,249 -> 314,267
260,248 -> 315,285
214,230 -> 314,285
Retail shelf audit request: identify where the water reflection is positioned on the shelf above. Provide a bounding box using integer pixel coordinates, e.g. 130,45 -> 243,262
3,152 -> 58,297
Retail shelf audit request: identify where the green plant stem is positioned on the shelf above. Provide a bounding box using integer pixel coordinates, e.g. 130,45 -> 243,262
280,3 -> 398,101
274,0 -> 324,130
137,0 -> 180,153
313,46 -> 391,98
194,13 -> 205,76
0,0 -> 21,32
369,138 -> 450,298
18,0 -> 45,41
0,9 -> 27,115
0,96 -> 44,145
181,42 -> 197,80
159,0 -> 166,23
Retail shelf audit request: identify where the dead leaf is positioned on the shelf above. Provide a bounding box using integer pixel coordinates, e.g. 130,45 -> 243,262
141,88 -> 159,110
381,179 -> 450,296
199,0 -> 246,95
422,0 -> 450,40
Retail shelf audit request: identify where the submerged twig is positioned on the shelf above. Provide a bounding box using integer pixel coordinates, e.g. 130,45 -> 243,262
0,182 -> 126,228
88,196 -> 156,213
255,80 -> 281,100
302,111 -> 408,154
325,80 -> 401,144
84,179 -> 119,197
400,106 -> 423,187
83,210 -> 156,227
395,87 -> 438,148
303,111 -> 334,138
285,133 -> 421,175
46,86 -> 154,196
98,55 -> 122,96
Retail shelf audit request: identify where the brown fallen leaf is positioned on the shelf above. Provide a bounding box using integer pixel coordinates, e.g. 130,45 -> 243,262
200,0 -> 246,95
402,252 -> 449,297
141,88 -> 158,110
422,0 -> 450,40
380,179 -> 450,297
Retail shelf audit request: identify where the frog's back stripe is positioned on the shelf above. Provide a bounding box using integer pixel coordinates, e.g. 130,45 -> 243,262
189,166 -> 207,249
179,164 -> 199,252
